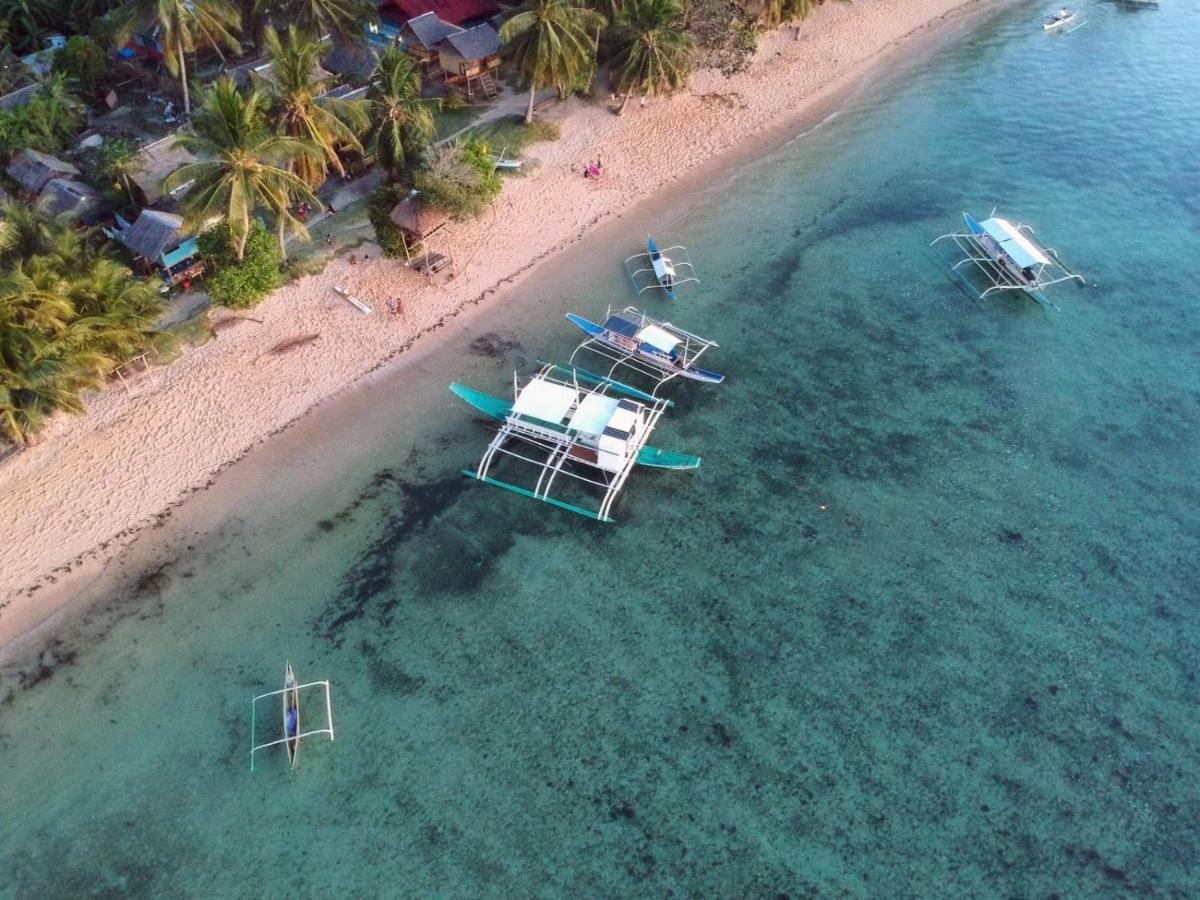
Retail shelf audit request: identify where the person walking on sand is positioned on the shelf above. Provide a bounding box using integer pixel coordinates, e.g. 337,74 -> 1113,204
325,234 -> 333,248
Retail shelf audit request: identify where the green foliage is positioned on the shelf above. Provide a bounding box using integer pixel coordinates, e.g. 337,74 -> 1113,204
264,0 -> 378,46
367,45 -> 438,182
0,200 -> 169,446
51,36 -> 107,102
197,222 -> 282,308
167,78 -> 321,260
610,0 -> 694,107
413,138 -> 502,221
0,75 -> 85,157
500,0 -> 605,121
366,183 -> 409,259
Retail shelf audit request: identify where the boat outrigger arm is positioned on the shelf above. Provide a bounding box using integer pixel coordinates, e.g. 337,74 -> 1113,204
931,212 -> 1085,308
451,364 -> 700,522
250,678 -> 335,771
566,306 -> 724,397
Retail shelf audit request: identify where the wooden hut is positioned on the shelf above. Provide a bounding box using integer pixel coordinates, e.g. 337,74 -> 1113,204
389,192 -> 453,277
39,178 -> 107,224
121,209 -> 204,286
6,149 -> 81,195
130,136 -> 198,206
398,12 -> 463,69
433,24 -> 500,100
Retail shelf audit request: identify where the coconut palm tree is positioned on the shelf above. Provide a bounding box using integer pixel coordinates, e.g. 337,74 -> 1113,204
164,78 -> 322,260
261,26 -> 368,188
609,0 -> 694,114
122,0 -> 242,118
270,0 -> 377,46
500,0 -> 605,124
366,45 -> 437,181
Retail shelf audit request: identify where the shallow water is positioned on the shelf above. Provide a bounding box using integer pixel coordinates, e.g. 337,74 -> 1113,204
4,3 -> 1199,896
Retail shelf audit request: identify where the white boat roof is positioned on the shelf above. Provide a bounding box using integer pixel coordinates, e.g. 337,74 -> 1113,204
513,377 -> 576,423
980,217 -> 1050,269
636,324 -> 679,353
568,393 -> 620,435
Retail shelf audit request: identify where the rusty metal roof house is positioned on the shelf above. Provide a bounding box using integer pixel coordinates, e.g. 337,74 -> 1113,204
6,148 -> 81,194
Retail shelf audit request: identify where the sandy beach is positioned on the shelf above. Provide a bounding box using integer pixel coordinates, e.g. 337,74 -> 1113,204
0,0 -> 1006,645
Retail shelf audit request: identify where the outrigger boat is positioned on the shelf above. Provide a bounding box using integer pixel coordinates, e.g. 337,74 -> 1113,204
1042,7 -> 1077,29
489,148 -> 523,171
625,237 -> 699,302
566,307 -> 724,397
931,212 -> 1084,309
451,364 -> 700,522
249,664 -> 335,771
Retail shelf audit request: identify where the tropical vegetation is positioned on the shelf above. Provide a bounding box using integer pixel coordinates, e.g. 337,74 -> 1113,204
0,75 -> 84,156
0,200 -> 169,446
366,45 -> 437,181
196,220 -> 282,307
609,0 -> 694,113
413,138 -> 502,220
260,26 -> 369,188
499,0 -> 605,123
164,78 -> 321,260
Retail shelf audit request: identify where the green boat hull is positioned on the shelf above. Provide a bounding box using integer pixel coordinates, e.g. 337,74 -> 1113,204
449,383 -> 701,470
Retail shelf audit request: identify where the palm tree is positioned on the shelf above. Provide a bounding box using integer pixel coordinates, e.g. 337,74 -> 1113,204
164,78 -> 322,260
500,0 -> 605,124
122,0 -> 242,118
366,45 -> 437,181
261,26 -> 368,188
269,0 -> 377,46
609,0 -> 694,114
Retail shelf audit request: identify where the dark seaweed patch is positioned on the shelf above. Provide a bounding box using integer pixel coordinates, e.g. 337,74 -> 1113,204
469,333 -> 522,358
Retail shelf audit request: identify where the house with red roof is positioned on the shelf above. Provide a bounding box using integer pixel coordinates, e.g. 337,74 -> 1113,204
380,0 -> 500,28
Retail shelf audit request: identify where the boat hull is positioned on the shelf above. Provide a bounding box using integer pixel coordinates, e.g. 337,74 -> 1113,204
566,314 -> 725,385
283,664 -> 299,768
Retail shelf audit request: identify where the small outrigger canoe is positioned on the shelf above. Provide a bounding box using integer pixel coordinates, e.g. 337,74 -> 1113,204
283,663 -> 300,768
625,237 -> 699,302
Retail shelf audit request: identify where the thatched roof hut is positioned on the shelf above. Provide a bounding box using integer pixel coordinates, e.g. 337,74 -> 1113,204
40,178 -> 107,224
6,148 -> 80,194
131,137 -> 198,206
122,209 -> 185,263
389,194 -> 450,239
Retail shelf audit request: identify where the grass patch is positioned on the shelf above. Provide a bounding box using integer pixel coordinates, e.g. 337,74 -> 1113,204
162,311 -> 215,356
467,116 -> 561,155
433,103 -> 485,140
284,197 -> 374,277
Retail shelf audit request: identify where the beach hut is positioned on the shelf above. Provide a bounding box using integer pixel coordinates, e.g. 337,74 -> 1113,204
121,209 -> 204,286
39,178 -> 107,224
129,136 -> 198,206
6,149 -> 81,195
389,192 -> 453,278
398,12 -> 464,68
433,24 -> 500,99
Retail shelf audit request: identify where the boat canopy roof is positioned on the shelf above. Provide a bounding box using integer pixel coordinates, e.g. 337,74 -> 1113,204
980,217 -> 1050,269
512,377 -> 576,423
637,324 -> 679,353
568,393 -> 621,434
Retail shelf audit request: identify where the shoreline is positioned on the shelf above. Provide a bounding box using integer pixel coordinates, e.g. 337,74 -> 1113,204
0,0 -> 1010,653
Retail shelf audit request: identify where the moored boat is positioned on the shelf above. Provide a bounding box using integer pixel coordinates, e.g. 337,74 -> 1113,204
283,663 -> 300,768
1043,7 -> 1077,29
625,237 -> 699,302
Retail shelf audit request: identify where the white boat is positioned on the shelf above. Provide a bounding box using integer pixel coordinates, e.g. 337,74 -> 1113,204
1043,7 -> 1077,29
566,306 -> 724,397
250,666 -> 336,771
451,363 -> 700,522
931,212 -> 1085,309
624,237 -> 699,302
489,148 -> 523,171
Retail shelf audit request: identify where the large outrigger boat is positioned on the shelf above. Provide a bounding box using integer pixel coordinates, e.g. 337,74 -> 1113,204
931,212 -> 1085,309
250,664 -> 335,771
451,364 -> 700,522
566,306 -> 724,397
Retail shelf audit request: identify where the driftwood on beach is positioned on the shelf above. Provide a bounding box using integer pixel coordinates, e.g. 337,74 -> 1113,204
255,333 -> 320,364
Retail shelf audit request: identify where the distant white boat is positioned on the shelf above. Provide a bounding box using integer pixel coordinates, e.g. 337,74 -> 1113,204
1043,7 -> 1077,30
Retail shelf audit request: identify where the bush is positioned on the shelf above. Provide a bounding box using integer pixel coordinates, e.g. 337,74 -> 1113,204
366,183 -> 409,259
52,37 -> 107,103
198,222 -> 282,308
0,76 -> 85,157
413,138 -> 501,221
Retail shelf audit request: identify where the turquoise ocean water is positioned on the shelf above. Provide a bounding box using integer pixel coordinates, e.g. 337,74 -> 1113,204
3,3 -> 1199,895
